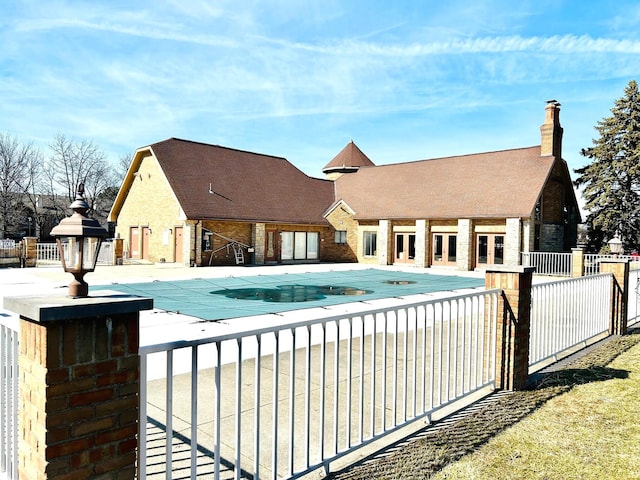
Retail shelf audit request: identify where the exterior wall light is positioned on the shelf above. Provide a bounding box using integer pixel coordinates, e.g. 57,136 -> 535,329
50,184 -> 108,298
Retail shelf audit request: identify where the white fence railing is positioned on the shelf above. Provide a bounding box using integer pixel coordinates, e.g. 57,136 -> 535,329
628,269 -> 640,328
0,312 -> 19,480
529,274 -> 612,372
139,290 -> 500,480
522,251 -> 640,277
36,241 -> 114,266
584,254 -> 640,276
36,243 -> 63,263
1,271 -> 631,480
521,252 -> 572,276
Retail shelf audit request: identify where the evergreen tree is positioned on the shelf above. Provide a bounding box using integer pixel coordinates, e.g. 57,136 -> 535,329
574,80 -> 640,253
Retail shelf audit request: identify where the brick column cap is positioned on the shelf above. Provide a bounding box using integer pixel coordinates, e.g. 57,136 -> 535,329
3,290 -> 153,323
485,266 -> 536,274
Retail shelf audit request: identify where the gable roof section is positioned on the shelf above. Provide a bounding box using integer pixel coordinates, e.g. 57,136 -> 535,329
145,138 -> 334,224
323,140 -> 375,173
334,146 -> 556,220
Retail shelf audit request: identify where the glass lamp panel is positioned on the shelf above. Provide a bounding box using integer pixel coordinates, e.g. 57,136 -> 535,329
83,237 -> 102,270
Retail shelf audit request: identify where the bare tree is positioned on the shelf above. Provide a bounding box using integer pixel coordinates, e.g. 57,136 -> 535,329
45,134 -> 112,220
22,148 -> 50,239
0,132 -> 41,239
117,152 -> 133,183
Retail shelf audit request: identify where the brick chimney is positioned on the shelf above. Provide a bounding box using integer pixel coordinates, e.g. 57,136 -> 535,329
540,100 -> 563,157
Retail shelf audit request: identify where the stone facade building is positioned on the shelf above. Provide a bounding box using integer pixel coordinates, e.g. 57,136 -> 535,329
109,101 -> 580,271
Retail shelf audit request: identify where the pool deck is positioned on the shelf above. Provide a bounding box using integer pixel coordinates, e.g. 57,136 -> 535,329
0,262 -> 486,349
0,262 -> 487,479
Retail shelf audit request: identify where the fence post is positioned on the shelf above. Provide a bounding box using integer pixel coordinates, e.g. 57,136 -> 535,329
571,247 -> 584,277
485,266 -> 535,390
22,237 -> 38,267
113,238 -> 124,265
3,291 -> 152,479
600,260 -> 629,335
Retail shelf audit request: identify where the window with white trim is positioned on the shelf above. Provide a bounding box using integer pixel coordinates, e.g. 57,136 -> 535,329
364,231 -> 377,257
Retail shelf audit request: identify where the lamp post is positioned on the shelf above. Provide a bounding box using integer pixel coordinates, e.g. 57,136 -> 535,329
50,184 -> 108,298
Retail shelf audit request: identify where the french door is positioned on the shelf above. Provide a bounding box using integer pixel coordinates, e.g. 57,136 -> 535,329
477,234 -> 504,266
395,233 -> 416,264
432,233 -> 457,266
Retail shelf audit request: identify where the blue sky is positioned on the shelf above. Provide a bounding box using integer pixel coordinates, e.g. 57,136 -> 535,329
2,0 -> 639,185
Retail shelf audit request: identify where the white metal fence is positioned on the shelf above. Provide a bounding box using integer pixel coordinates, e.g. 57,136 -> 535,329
584,253 -> 640,276
1,271 -> 632,480
529,274 -> 612,372
35,242 -> 63,263
139,290 -> 500,480
36,241 -> 114,266
628,269 -> 640,328
0,313 -> 19,480
522,251 -> 640,277
521,252 -> 572,276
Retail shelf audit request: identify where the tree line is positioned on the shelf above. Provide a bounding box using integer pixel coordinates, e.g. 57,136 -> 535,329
0,132 -> 129,241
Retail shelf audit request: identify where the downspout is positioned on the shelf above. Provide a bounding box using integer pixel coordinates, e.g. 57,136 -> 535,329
192,220 -> 200,267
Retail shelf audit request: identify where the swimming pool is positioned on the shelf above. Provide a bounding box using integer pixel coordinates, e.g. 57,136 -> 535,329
94,268 -> 484,321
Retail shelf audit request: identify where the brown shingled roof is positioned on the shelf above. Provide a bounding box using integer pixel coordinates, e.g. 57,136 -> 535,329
334,146 -> 555,219
322,140 -> 375,173
150,138 -> 334,224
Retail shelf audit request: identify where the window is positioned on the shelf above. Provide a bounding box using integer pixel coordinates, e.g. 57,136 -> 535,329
281,232 -> 293,260
280,231 -> 319,260
364,231 -> 377,257
334,230 -> 347,244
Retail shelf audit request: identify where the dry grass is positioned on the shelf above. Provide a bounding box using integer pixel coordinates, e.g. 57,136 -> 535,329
327,331 -> 640,480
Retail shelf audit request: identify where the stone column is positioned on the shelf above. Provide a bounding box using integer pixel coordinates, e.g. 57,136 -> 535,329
505,218 -> 522,267
456,219 -> 473,271
378,220 -> 390,266
3,292 -> 152,480
252,223 -> 266,265
485,266 -> 535,390
600,260 -> 630,335
414,219 -> 426,267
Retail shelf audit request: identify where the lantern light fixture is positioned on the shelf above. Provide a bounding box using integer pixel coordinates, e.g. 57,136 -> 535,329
50,184 -> 109,298
608,234 -> 623,256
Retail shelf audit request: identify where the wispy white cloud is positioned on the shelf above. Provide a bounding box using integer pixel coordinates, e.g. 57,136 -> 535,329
2,0 -> 639,174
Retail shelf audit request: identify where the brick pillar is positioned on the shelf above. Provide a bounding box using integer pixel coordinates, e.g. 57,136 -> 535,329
571,247 -> 584,278
600,260 -> 629,335
485,266 -> 535,390
22,237 -> 38,267
113,238 -> 124,265
3,292 -> 152,480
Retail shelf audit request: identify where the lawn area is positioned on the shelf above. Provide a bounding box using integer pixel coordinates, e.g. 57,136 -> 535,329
328,331 -> 640,480
433,333 -> 640,480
